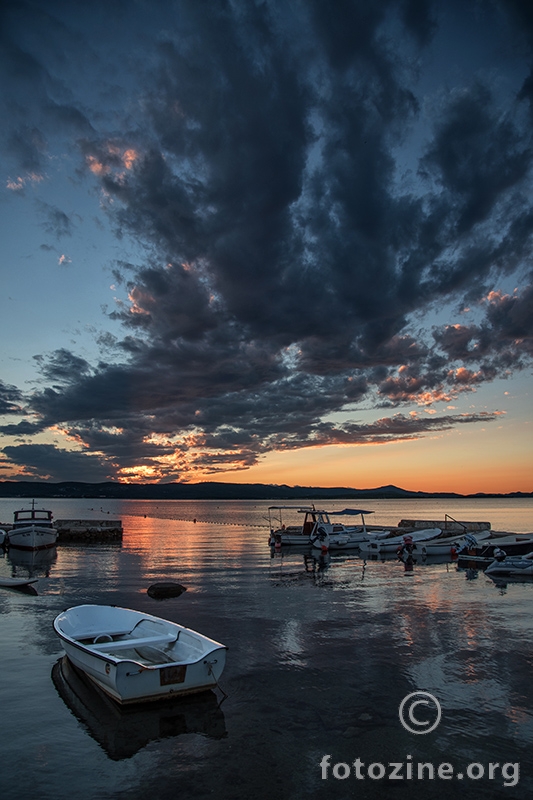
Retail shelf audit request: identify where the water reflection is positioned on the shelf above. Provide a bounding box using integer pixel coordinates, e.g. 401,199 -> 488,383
1,503 -> 532,799
7,545 -> 58,578
52,656 -> 226,761
269,548 -> 336,587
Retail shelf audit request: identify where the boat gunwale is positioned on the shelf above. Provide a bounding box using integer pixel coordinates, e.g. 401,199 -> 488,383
53,605 -> 227,670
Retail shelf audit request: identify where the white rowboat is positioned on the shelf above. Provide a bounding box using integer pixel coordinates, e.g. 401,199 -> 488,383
53,604 -> 227,705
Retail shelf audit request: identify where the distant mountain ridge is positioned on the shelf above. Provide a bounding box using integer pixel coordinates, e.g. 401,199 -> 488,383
0,481 -> 530,500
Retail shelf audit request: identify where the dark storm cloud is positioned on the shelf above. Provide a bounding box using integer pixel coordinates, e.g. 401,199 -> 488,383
420,83 -> 531,236
1,0 -> 532,478
0,381 -> 24,415
0,419 -> 47,436
0,0 -> 94,176
1,444 -> 116,482
33,348 -> 92,385
434,279 -> 533,366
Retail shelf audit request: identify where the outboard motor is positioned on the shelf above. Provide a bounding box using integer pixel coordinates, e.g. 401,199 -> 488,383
493,546 -> 506,562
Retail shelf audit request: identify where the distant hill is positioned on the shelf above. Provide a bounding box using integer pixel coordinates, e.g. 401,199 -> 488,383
0,480 -> 530,500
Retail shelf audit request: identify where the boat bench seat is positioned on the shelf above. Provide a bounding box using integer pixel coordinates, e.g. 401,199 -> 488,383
75,629 -> 133,641
86,632 -> 178,651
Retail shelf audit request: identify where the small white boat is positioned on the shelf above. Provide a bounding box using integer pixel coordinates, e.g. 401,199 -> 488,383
0,576 -> 39,589
7,502 -> 57,550
485,551 -> 533,578
359,527 -> 442,554
418,530 -> 492,557
268,506 -> 319,546
53,604 -> 227,705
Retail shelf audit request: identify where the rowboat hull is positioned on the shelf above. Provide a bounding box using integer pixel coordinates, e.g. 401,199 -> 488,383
54,605 -> 227,705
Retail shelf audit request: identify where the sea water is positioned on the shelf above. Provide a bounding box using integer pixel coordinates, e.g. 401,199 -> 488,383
0,497 -> 531,800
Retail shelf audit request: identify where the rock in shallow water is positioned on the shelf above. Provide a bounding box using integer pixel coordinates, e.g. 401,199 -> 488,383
147,582 -> 187,599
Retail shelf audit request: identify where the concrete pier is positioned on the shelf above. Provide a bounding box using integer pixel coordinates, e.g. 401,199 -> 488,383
398,519 -> 490,532
54,519 -> 123,542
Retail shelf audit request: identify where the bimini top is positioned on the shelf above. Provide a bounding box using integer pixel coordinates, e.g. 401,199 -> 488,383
325,508 -> 374,516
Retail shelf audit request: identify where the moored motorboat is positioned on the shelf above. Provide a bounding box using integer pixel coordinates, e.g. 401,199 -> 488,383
485,551 -> 533,578
457,534 -> 533,560
53,604 -> 227,705
309,509 -> 393,551
7,501 -> 57,550
418,530 -> 492,557
359,527 -> 442,555
268,506 -> 391,550
268,506 -> 316,546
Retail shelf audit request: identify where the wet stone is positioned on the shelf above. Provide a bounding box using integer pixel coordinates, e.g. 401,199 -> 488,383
147,582 -> 187,599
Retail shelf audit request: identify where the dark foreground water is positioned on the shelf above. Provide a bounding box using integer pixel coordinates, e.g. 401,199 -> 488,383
0,498 -> 532,800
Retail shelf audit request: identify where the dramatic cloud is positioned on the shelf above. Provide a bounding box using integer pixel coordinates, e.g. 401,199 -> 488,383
1,444 -> 116,482
1,0 -> 532,481
0,381 -> 25,416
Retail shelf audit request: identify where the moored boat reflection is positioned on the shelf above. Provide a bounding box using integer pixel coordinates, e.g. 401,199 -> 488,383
8,544 -> 57,577
51,656 -> 226,760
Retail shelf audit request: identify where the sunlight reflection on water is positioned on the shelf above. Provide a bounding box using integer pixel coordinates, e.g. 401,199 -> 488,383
0,498 -> 532,799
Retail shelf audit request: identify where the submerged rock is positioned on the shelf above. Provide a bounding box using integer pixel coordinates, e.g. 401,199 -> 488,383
147,582 -> 187,599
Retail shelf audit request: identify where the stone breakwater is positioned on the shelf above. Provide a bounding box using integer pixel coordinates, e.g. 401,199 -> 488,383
54,519 -> 123,542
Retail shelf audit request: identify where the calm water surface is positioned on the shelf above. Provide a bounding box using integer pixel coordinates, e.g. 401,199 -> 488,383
0,498 -> 532,800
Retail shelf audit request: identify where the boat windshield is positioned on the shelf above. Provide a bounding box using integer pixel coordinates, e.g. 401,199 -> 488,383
14,509 -> 53,525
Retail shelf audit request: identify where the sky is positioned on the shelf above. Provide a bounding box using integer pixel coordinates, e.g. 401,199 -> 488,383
0,0 -> 532,493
